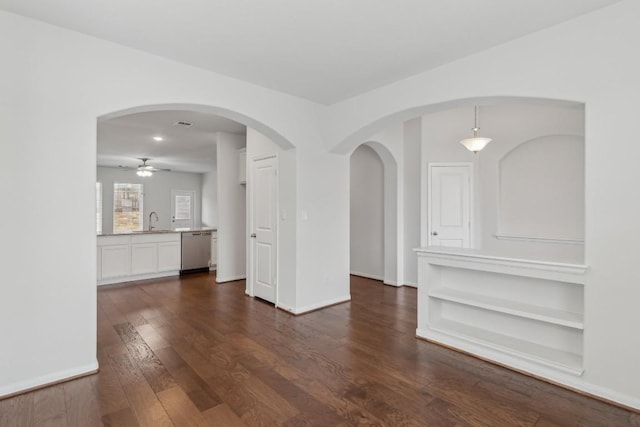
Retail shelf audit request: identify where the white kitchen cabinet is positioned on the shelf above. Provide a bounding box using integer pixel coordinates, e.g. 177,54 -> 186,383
131,243 -> 157,275
100,244 -> 130,280
238,148 -> 247,184
158,242 -> 181,272
98,232 -> 181,285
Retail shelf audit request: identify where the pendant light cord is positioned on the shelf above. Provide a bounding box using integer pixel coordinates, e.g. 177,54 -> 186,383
473,106 -> 479,137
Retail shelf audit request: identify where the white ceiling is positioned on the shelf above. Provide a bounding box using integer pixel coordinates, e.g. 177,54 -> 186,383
0,0 -> 619,104
97,110 -> 246,173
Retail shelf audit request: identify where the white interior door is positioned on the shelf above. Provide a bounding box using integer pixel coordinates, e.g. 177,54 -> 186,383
171,190 -> 195,230
250,156 -> 278,303
428,164 -> 471,248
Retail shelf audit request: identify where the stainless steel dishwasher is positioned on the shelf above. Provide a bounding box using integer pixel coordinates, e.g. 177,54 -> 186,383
180,231 -> 212,273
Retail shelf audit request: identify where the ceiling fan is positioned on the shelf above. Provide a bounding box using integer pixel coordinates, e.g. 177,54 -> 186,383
135,158 -> 171,177
116,158 -> 171,177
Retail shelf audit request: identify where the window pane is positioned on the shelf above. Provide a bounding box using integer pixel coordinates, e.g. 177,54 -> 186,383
113,183 -> 143,233
175,195 -> 191,220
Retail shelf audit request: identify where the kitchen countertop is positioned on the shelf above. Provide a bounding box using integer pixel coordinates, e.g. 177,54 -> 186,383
98,227 -> 217,237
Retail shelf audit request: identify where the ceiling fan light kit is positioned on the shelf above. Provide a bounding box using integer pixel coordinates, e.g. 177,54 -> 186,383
133,158 -> 170,177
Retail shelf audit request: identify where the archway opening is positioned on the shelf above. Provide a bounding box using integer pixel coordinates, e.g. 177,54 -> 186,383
349,141 -> 399,286
95,103 -> 295,289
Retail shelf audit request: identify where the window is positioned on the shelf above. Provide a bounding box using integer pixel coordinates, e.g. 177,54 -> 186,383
113,183 -> 143,233
171,190 -> 195,229
96,182 -> 102,234
175,195 -> 191,220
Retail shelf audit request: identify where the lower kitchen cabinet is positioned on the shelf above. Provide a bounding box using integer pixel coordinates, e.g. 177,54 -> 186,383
158,241 -> 181,272
131,243 -> 157,275
100,244 -> 130,280
98,232 -> 181,285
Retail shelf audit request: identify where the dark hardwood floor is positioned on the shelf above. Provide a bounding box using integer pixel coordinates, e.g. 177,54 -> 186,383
1,273 -> 638,426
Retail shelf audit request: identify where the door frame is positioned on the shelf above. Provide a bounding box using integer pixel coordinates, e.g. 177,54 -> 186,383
247,153 -> 279,305
426,162 -> 473,247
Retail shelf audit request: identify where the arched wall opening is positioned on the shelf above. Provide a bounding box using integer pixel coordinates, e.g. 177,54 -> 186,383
340,97 -> 585,288
98,103 -> 296,150
349,141 -> 400,286
330,96 -> 581,155
96,102 -> 297,290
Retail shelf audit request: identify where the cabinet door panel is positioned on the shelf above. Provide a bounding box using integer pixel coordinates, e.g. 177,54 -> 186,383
131,244 -> 157,275
158,242 -> 181,272
101,245 -> 130,279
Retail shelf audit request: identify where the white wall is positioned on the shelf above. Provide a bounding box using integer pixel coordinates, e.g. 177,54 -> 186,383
326,0 -> 640,409
246,128 -> 297,310
216,132 -> 246,282
4,0 -> 640,410
201,168 -> 218,227
294,145 -> 351,312
0,9 -> 332,398
421,104 -> 585,262
402,118 -> 421,286
350,145 -> 384,280
499,135 -> 584,241
97,167 -> 203,234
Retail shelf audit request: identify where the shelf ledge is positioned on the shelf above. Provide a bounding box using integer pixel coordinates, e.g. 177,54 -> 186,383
414,246 -> 588,276
429,288 -> 584,329
420,320 -> 584,376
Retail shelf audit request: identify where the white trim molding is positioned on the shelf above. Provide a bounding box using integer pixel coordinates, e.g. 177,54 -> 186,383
494,233 -> 584,245
0,361 -> 99,399
293,295 -> 351,315
350,271 -> 384,282
216,275 -> 246,283
414,246 -> 588,278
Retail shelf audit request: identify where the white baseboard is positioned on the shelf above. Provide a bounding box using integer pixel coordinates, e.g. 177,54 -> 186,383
293,295 -> 351,315
276,302 -> 296,313
350,271 -> 384,281
417,328 -> 640,411
383,280 -> 400,287
98,270 -> 179,286
216,275 -> 246,283
403,281 -> 418,288
0,360 -> 99,398
572,379 -> 640,412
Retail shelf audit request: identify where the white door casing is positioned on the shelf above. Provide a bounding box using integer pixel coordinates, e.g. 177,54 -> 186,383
171,190 -> 195,230
428,163 -> 472,248
250,155 -> 278,303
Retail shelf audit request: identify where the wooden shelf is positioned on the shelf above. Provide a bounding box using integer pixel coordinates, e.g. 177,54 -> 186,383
428,319 -> 584,376
429,288 -> 583,330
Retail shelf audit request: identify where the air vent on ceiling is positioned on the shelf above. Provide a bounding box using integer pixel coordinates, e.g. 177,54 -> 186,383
173,121 -> 193,127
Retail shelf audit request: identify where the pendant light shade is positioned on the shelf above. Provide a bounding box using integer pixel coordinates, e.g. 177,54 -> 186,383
460,106 -> 492,153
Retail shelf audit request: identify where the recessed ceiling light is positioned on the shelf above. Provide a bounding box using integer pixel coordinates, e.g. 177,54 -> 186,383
153,136 -> 163,141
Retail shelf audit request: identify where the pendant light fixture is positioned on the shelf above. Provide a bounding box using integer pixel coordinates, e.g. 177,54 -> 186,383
460,106 -> 492,153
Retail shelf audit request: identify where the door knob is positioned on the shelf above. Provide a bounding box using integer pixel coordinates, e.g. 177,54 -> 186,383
432,231 -> 438,236
250,233 -> 256,238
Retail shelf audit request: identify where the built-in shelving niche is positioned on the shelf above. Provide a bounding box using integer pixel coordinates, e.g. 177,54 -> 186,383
416,250 -> 587,378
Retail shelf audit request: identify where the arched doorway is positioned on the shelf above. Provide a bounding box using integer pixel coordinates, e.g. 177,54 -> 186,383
96,103 -> 296,300
349,141 -> 400,286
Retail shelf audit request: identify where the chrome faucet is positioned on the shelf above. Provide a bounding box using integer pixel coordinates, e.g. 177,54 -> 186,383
149,211 -> 159,231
